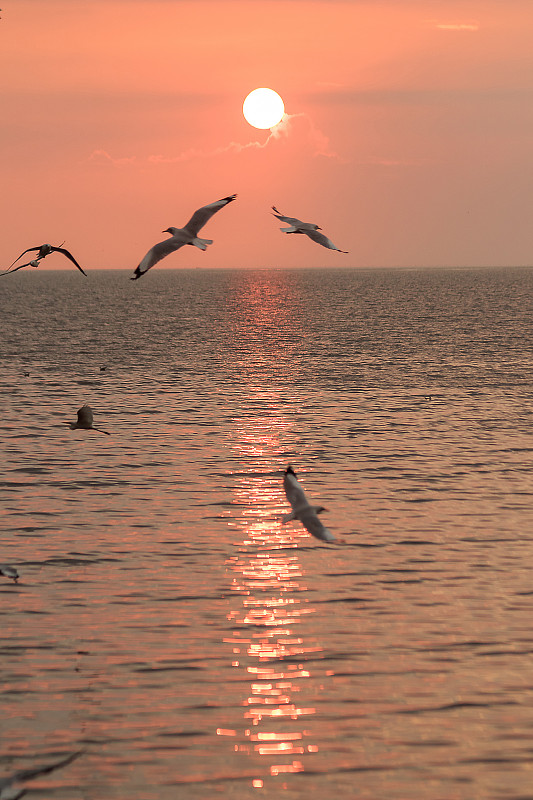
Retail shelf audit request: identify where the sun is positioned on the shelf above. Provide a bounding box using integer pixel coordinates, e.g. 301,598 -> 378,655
243,88 -> 285,129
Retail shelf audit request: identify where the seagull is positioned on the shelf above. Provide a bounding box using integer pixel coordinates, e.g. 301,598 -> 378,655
1,259 -> 42,276
2,258 -> 47,276
271,206 -> 348,253
0,565 -> 19,583
68,405 -> 110,435
0,751 -> 83,800
2,244 -> 86,276
282,465 -> 335,543
131,194 -> 237,280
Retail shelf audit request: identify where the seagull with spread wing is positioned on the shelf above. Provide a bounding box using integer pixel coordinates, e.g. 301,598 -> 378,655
1,259 -> 42,275
68,405 -> 110,436
131,194 -> 237,280
2,243 -> 86,276
271,206 -> 348,253
282,465 -> 336,543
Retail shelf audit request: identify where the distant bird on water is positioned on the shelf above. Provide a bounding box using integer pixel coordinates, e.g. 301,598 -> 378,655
0,751 -> 83,800
2,243 -> 86,276
271,206 -> 348,253
0,565 -> 19,583
282,465 -> 336,543
131,194 -> 237,280
68,405 -> 110,435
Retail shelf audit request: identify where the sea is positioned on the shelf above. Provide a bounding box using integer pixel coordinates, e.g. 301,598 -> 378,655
0,266 -> 532,800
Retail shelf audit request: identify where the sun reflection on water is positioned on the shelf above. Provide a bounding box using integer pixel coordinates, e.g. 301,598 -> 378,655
221,390 -> 324,784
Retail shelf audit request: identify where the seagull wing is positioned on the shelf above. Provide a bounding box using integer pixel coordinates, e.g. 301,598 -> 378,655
271,206 -> 320,232
52,247 -> 87,276
7,246 -> 40,269
0,782 -> 26,799
77,405 -> 93,426
0,261 -> 36,276
183,194 -> 237,236
2,752 -> 83,792
92,426 -> 111,436
271,207 -> 304,227
303,229 -> 348,253
283,466 -> 310,512
297,508 -> 336,542
131,236 -> 186,280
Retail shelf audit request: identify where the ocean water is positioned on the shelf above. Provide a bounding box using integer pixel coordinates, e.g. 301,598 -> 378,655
0,266 -> 532,800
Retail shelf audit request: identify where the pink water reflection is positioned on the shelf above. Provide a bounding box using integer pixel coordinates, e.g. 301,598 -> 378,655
222,394 -> 325,784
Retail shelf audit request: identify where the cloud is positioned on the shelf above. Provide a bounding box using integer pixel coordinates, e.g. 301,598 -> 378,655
87,112 -> 345,166
148,113 -> 343,163
147,138 -> 267,164
88,149 -> 136,166
264,112 -> 344,160
430,20 -> 480,31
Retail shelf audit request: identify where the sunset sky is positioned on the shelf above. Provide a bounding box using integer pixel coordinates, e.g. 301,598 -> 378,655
1,0 -> 532,270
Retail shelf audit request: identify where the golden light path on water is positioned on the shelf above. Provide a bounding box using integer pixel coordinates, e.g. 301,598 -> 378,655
220,390 -> 324,789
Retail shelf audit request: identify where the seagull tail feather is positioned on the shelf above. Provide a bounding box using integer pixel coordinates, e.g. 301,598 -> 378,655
280,226 -> 298,233
192,238 -> 213,250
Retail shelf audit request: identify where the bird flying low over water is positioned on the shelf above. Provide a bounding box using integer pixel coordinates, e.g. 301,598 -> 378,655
271,206 -> 348,253
282,465 -> 336,543
2,243 -> 86,276
131,194 -> 237,280
68,405 -> 110,435
2,259 -> 42,275
0,751 -> 83,800
0,565 -> 19,583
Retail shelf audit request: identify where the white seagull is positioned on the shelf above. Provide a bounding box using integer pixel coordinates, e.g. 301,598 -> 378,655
282,465 -> 335,543
68,405 -> 110,435
0,751 -> 83,800
271,206 -> 348,253
2,243 -> 86,276
0,565 -> 19,583
131,194 -> 237,280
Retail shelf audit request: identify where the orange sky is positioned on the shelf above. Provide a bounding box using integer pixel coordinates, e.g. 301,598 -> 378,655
1,1 -> 532,270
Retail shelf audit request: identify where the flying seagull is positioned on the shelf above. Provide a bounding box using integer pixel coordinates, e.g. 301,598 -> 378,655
2,244 -> 86,276
0,751 -> 83,800
282,465 -> 335,543
1,259 -> 45,276
131,194 -> 237,280
68,405 -> 110,435
271,206 -> 348,253
0,565 -> 19,583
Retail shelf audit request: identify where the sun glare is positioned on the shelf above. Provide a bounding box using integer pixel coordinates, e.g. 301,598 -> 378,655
243,88 -> 285,130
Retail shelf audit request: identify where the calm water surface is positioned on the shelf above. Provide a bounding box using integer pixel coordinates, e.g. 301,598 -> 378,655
0,267 -> 532,799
